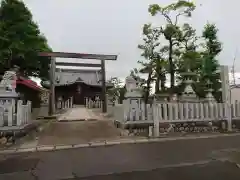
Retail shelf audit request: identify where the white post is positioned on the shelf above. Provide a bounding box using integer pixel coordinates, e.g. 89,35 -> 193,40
141,102 -> 145,121
168,103 -> 173,121
12,99 -> 16,113
153,103 -> 159,137
23,106 -> 27,124
7,105 -> 13,126
205,103 -> 209,120
67,99 -> 69,108
86,98 -> 88,108
163,103 -> 167,121
175,103 -> 179,120
189,103 -> 194,120
220,65 -> 232,131
70,97 -> 73,108
27,101 -> 32,123
179,103 -> 184,121
184,103 -> 189,120
215,103 -> 219,119
17,100 -> 23,126
65,101 -> 67,109
196,103 -> 200,119
0,111 -> 3,127
200,103 -> 204,120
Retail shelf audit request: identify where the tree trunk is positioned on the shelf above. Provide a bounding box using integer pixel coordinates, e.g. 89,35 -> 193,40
144,71 -> 152,104
169,39 -> 174,94
155,76 -> 160,94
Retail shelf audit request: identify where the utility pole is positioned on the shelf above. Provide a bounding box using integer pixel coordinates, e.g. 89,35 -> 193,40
101,59 -> 107,113
49,57 -> 56,115
232,48 -> 238,85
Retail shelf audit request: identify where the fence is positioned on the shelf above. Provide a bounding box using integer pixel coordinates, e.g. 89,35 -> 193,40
0,100 -> 32,128
85,97 -> 102,109
56,97 -> 73,110
123,101 -> 240,123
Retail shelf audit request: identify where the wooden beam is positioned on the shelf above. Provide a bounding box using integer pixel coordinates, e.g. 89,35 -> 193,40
55,68 -> 101,73
38,52 -> 118,61
101,59 -> 107,113
55,62 -> 101,67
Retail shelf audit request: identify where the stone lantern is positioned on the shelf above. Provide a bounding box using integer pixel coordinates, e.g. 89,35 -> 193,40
124,76 -> 143,116
124,76 -> 142,98
180,67 -> 199,103
204,79 -> 216,102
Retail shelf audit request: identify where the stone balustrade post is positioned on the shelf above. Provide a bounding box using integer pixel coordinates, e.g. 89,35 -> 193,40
70,97 -> 73,108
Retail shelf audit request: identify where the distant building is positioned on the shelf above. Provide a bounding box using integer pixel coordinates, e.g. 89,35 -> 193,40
230,84 -> 240,103
42,69 -> 113,105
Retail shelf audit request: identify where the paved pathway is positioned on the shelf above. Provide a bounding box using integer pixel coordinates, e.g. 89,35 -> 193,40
2,135 -> 240,179
37,120 -> 123,146
58,107 -> 101,121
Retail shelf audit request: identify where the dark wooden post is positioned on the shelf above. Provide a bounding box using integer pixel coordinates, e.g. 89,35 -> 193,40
49,57 -> 56,115
101,60 -> 107,113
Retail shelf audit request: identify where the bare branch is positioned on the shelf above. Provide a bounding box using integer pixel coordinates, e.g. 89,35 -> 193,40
174,12 -> 185,25
162,12 -> 173,24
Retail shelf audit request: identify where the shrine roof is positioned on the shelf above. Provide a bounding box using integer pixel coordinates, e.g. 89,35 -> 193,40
54,69 -> 113,87
17,76 -> 48,92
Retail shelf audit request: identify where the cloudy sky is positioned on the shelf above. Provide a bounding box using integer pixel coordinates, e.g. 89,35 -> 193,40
25,0 -> 240,83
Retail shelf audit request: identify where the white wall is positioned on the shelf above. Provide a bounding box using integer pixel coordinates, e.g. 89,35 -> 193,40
231,87 -> 240,102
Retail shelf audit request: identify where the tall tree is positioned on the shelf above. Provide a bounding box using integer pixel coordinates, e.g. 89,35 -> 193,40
148,0 -> 195,93
138,24 -> 161,103
152,50 -> 167,94
0,0 -> 52,79
200,23 -> 222,101
175,23 -> 202,95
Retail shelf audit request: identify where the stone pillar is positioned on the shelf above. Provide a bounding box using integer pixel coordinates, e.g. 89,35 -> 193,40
220,65 -> 232,131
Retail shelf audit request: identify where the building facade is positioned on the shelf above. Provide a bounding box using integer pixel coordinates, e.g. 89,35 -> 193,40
42,69 -> 113,105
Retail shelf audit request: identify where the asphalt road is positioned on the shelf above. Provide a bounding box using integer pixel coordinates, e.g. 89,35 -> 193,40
74,161 -> 240,180
2,135 -> 240,180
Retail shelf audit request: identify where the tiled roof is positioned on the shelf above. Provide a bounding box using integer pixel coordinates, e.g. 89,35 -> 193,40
17,76 -> 48,92
231,84 -> 240,89
54,69 -> 112,87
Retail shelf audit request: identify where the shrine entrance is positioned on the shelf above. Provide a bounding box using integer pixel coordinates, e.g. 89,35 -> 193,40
38,52 -> 118,115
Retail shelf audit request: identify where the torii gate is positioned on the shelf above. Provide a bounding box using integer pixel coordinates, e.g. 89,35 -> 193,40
38,52 -> 118,115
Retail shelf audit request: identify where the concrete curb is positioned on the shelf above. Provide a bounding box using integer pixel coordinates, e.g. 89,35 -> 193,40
1,133 -> 240,154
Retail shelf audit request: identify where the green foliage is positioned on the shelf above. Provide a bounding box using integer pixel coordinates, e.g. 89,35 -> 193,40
148,0 -> 196,91
200,23 -> 222,101
138,24 -> 165,103
202,23 -> 222,57
0,0 -> 52,79
107,77 -> 125,103
129,68 -> 145,86
136,0 -> 223,102
149,1 -> 195,22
